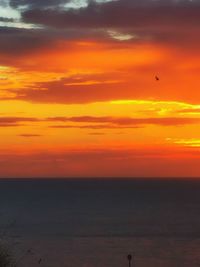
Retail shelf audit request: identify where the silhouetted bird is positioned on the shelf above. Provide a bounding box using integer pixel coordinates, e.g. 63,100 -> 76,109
155,76 -> 160,81
38,258 -> 42,264
27,249 -> 33,255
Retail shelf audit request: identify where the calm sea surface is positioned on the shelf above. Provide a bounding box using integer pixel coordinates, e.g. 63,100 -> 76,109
0,178 -> 200,267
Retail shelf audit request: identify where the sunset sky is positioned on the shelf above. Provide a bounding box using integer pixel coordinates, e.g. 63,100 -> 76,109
0,0 -> 200,177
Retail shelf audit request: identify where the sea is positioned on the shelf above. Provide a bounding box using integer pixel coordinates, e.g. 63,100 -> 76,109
0,178 -> 200,267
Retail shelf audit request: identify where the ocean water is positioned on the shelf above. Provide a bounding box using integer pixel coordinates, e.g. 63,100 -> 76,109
0,178 -> 200,267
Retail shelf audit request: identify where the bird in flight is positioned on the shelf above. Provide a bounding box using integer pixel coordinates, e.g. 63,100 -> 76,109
155,76 -> 160,81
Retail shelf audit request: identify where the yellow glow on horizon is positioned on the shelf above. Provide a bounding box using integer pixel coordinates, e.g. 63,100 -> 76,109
0,98 -> 200,118
172,139 -> 200,148
0,35 -> 200,176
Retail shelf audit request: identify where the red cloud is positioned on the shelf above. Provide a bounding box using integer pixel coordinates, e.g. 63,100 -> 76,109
5,71 -> 200,105
0,117 -> 39,127
18,134 -> 42,137
48,116 -> 200,127
0,116 -> 199,128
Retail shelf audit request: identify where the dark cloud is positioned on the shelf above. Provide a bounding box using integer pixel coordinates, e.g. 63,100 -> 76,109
0,17 -> 15,22
14,0 -> 200,51
1,1 -> 200,59
0,26 -> 116,59
9,0 -> 69,9
21,0 -> 200,29
0,27 -> 55,55
0,26 -> 77,57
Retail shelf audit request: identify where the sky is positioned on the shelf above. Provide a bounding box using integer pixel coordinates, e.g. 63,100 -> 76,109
0,0 -> 200,177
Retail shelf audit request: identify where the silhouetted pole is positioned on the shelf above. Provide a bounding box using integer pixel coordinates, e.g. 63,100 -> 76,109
127,254 -> 132,267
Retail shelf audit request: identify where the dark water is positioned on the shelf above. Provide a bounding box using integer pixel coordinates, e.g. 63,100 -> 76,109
0,178 -> 200,267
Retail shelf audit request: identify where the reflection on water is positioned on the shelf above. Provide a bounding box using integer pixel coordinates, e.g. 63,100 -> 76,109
0,178 -> 200,267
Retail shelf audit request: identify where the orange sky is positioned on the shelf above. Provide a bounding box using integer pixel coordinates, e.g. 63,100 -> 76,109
0,0 -> 200,177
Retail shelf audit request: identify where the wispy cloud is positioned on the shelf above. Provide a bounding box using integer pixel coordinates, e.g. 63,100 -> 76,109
175,108 -> 200,114
1,115 -> 200,128
18,134 -> 42,137
48,116 -> 200,127
0,117 -> 39,127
